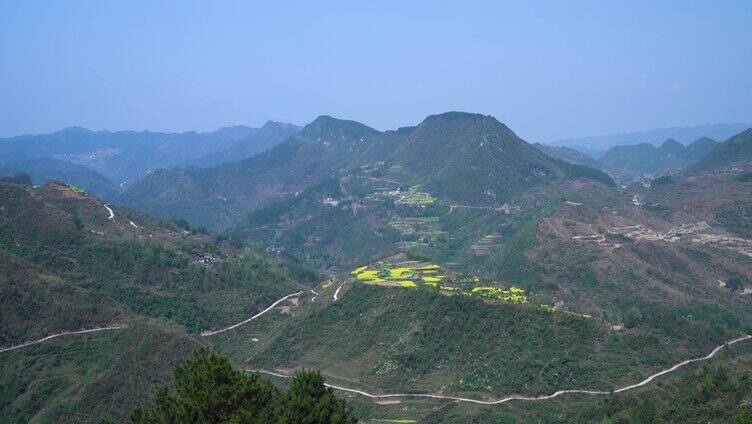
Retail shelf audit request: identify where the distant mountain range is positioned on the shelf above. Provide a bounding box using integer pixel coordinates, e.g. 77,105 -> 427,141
179,121 -> 302,168
599,137 -> 719,176
549,123 -> 751,157
0,121 -> 299,199
0,155 -> 121,199
0,125 -> 257,183
532,143 -> 603,169
692,128 -> 752,173
119,112 -> 615,230
540,127 -> 752,184
5,120 -> 748,203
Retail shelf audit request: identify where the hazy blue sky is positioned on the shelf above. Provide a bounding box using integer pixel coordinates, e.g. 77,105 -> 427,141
1,1 -> 750,141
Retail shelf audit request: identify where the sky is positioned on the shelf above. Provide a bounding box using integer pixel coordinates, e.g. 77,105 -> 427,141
1,1 -> 750,141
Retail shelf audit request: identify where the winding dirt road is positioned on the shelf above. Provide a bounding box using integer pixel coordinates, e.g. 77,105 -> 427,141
200,292 -> 303,337
103,204 -> 115,219
2,291 -> 305,351
253,334 -> 752,405
333,282 -> 346,301
0,325 -> 127,353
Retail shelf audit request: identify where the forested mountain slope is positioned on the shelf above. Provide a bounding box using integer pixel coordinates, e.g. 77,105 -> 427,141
0,180 -> 307,422
120,115 -> 382,229
692,128 -> 752,173
599,137 -> 718,180
361,112 -> 614,204
217,161 -> 752,422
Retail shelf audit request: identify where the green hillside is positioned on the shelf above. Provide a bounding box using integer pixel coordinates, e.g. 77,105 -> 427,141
251,283 -> 738,395
119,115 -> 383,229
1,319 -> 204,423
692,128 -> 752,172
368,112 -> 614,204
599,137 -> 718,180
416,342 -> 752,423
0,181 -> 308,422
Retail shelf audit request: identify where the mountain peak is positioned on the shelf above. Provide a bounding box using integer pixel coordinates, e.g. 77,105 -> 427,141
687,136 -> 718,150
57,126 -> 93,134
300,115 -> 380,140
415,112 -> 516,141
260,121 -> 301,132
421,111 -> 496,125
659,138 -> 685,152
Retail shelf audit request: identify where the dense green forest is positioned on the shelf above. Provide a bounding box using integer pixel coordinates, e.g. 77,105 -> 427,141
415,344 -> 752,423
131,349 -> 357,424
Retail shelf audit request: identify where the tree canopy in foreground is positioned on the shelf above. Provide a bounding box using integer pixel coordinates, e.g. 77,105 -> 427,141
131,349 -> 357,424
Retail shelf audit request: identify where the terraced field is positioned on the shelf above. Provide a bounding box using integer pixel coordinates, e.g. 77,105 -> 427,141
349,256 -> 532,305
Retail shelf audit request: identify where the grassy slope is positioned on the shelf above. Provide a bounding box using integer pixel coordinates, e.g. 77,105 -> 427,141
0,249 -> 124,346
418,341 -> 752,423
247,284 -> 745,397
204,285 -> 752,424
0,181 -> 305,422
0,182 -> 303,337
1,319 -> 205,423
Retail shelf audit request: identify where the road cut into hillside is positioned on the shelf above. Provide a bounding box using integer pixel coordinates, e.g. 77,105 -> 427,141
252,334 -> 752,405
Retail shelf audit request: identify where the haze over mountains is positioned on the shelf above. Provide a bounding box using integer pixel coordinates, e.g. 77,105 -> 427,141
598,137 -> 719,182
119,112 -> 615,230
2,115 -> 747,204
0,121 -> 299,199
549,123 -> 751,158
692,128 -> 752,173
532,143 -> 603,169
538,128 -> 752,185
